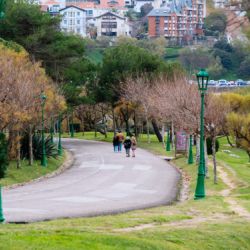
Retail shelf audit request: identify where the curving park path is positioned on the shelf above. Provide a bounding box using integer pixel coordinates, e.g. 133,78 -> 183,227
3,139 -> 180,223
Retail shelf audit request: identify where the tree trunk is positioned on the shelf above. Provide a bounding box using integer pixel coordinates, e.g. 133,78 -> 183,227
28,125 -> 33,166
161,123 -> 165,146
146,116 -> 150,143
67,112 -> 70,135
112,108 -> 116,136
226,135 -> 234,147
101,106 -> 107,138
94,111 -> 97,138
81,118 -> 85,136
16,131 -> 21,169
151,118 -> 163,142
212,136 -> 217,184
171,121 -> 175,149
204,138 -> 209,178
134,110 -> 138,138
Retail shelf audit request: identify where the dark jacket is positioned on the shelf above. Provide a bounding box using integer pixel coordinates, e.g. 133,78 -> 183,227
123,139 -> 132,149
113,136 -> 119,146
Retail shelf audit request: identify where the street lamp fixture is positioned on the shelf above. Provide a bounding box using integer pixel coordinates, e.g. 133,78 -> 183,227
41,92 -> 47,167
194,69 -> 209,199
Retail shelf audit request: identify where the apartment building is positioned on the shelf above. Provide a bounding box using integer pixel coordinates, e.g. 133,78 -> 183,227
59,5 -> 87,37
148,0 -> 206,42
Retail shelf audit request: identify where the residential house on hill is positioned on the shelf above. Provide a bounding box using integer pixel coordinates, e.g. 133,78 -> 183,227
59,5 -> 87,37
88,12 -> 131,37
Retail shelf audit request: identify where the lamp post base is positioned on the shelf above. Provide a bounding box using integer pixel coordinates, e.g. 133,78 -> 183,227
188,152 -> 194,164
41,156 -> 47,167
194,173 -> 205,199
58,148 -> 62,156
0,186 -> 5,223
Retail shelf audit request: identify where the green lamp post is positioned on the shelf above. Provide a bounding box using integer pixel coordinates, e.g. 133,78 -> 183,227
58,114 -> 62,156
194,69 -> 209,199
0,185 -> 4,223
188,134 -> 194,164
41,92 -> 47,167
166,130 -> 171,151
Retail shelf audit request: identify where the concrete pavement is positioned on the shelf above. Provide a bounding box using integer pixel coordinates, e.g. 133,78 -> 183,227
3,139 -> 180,223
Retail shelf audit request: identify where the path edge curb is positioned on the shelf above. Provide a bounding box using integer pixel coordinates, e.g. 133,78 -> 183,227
3,150 -> 74,190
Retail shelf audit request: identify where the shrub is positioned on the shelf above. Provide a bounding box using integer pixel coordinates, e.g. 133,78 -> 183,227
0,133 -> 8,178
21,133 -> 58,160
206,137 -> 219,155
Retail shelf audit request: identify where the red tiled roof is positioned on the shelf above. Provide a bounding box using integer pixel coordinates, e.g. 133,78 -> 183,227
40,5 -> 48,11
66,2 -> 96,8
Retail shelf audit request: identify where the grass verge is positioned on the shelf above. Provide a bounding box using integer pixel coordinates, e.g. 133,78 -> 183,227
0,153 -> 65,187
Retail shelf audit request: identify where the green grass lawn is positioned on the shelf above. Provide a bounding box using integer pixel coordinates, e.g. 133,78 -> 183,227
216,137 -> 250,212
164,47 -> 181,62
86,49 -> 104,64
0,153 -> 65,187
0,133 -> 249,249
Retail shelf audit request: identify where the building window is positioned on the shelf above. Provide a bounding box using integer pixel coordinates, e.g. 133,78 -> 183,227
69,11 -> 75,17
87,10 -> 93,16
77,12 -> 80,16
69,19 -> 75,25
77,28 -> 80,33
77,19 -> 80,24
101,31 -> 117,36
101,22 -> 117,28
64,19 -> 67,24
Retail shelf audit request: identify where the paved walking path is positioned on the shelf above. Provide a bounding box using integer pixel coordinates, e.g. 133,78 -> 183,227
3,139 -> 180,223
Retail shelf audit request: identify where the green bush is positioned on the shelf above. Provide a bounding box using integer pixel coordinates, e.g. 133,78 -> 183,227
21,133 -> 58,160
206,137 -> 219,155
0,133 -> 8,178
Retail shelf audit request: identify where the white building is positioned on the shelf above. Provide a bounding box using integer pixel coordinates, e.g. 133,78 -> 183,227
89,12 -> 131,37
38,0 -> 66,15
213,0 -> 229,8
59,6 -> 87,37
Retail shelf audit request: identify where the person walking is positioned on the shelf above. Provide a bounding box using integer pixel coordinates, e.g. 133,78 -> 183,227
123,136 -> 132,157
131,135 -> 137,157
117,130 -> 124,152
113,133 -> 119,152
